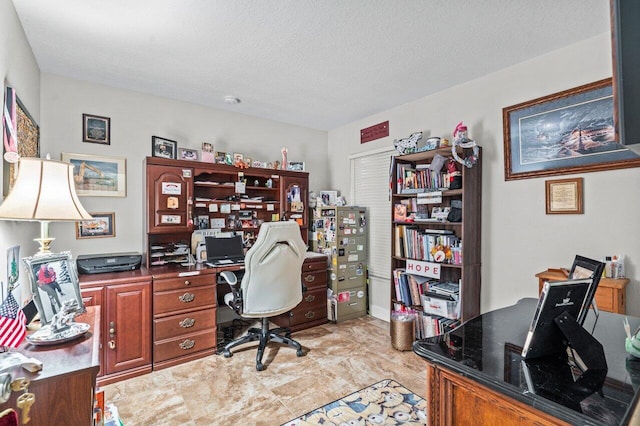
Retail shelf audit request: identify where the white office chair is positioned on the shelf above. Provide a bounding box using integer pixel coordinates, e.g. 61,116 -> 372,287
219,221 -> 307,371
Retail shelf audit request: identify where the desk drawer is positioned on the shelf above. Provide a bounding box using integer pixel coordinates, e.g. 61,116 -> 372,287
303,256 -> 327,273
594,287 -> 613,312
302,270 -> 327,290
154,308 -> 216,341
154,330 -> 216,363
289,287 -> 327,326
154,287 -> 216,315
154,274 -> 215,292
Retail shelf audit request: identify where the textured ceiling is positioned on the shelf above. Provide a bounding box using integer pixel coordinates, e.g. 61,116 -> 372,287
12,0 -> 610,131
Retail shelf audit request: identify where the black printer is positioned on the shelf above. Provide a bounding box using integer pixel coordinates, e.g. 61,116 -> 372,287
77,252 -> 142,274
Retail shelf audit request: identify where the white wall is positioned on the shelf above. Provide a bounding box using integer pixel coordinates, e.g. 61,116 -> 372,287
40,74 -> 329,257
328,33 -> 640,318
0,0 -> 41,303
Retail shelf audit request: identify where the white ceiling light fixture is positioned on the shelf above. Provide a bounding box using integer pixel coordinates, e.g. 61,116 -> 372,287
224,96 -> 241,105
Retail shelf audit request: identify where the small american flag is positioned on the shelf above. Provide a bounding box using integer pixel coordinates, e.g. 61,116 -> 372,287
0,292 -> 26,348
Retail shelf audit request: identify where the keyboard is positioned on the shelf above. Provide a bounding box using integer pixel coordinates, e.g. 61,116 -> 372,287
205,259 -> 244,267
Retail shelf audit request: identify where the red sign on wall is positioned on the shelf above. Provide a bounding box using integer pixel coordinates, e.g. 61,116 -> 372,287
360,121 -> 389,144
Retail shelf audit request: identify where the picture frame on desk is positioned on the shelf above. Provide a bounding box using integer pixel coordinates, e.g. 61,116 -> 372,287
287,161 -> 305,171
178,147 -> 199,161
151,136 -> 177,159
23,252 -> 86,324
201,142 -> 215,163
61,152 -> 127,197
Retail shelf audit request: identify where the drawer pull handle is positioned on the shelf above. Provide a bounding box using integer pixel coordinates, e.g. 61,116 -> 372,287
304,311 -> 315,319
179,339 -> 195,350
179,293 -> 195,303
184,280 -> 191,286
304,275 -> 315,282
304,295 -> 315,302
179,317 -> 195,328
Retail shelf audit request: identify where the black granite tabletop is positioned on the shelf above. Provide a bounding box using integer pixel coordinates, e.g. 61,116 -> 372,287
413,298 -> 640,425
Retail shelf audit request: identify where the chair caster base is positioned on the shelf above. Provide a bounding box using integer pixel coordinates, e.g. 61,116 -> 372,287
223,350 -> 232,358
256,362 -> 264,371
296,349 -> 304,357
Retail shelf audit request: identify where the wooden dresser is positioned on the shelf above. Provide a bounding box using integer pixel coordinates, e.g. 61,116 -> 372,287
272,253 -> 329,332
535,268 -> 629,314
0,307 -> 100,426
151,268 -> 217,370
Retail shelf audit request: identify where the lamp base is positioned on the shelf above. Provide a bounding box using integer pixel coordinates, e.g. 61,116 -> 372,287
33,237 -> 55,256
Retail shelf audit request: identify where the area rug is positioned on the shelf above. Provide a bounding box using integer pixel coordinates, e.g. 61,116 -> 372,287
281,378 -> 427,425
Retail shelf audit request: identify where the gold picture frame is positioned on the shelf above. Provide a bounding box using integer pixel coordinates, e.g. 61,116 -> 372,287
61,152 -> 126,197
545,177 -> 583,214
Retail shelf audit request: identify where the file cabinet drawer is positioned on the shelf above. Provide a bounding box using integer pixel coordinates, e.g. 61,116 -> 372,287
154,330 -> 216,363
154,286 -> 216,316
154,308 -> 216,341
153,273 -> 214,292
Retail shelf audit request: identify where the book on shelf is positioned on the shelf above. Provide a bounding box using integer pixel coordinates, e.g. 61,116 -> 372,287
393,269 -> 432,307
394,204 -> 407,222
396,162 -> 455,194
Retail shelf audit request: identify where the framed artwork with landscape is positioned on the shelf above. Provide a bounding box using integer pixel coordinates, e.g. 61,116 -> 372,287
503,78 -> 640,180
76,212 -> 116,239
61,152 -> 127,197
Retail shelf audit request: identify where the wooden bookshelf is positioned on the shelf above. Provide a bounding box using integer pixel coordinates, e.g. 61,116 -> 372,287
390,146 -> 482,337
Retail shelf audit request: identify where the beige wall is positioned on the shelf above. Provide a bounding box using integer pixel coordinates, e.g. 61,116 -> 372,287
40,74 -> 330,257
328,32 -> 640,318
0,0 -> 41,302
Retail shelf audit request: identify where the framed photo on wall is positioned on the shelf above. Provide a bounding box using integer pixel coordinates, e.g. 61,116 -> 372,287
545,177 -> 583,214
76,212 -> 116,239
82,113 -> 110,145
152,136 -> 177,159
503,78 -> 640,180
61,152 -> 126,197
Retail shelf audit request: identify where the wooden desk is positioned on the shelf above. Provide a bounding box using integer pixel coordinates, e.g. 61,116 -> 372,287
0,306 -> 100,426
413,299 -> 640,425
535,268 -> 629,314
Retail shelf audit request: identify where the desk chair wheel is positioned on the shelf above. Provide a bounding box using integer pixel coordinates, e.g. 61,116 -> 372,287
256,362 -> 264,371
296,348 -> 304,357
223,349 -> 232,358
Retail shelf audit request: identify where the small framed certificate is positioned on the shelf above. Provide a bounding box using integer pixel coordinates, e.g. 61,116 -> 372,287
545,177 -> 583,214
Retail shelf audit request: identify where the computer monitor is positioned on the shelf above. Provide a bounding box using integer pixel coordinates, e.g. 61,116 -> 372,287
205,235 -> 244,264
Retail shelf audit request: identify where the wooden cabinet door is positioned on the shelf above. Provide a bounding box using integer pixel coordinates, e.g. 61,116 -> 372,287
281,174 -> 308,242
147,164 -> 193,233
81,286 -> 104,376
105,281 -> 152,375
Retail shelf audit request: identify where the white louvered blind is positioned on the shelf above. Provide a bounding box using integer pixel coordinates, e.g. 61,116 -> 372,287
350,148 -> 395,281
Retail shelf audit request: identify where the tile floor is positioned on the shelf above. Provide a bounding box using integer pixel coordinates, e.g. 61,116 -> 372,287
103,316 -> 426,425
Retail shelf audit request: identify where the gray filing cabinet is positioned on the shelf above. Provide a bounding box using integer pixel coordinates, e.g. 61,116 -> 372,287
311,206 -> 367,321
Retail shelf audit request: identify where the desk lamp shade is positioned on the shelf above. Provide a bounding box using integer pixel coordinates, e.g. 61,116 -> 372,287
0,158 -> 92,254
